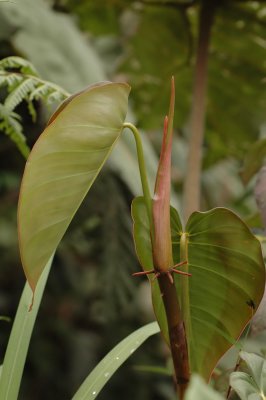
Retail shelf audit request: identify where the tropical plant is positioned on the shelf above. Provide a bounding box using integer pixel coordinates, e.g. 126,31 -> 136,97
0,76 -> 264,399
0,0 -> 265,398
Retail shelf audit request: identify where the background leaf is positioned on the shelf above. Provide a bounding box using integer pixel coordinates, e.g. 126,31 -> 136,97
185,374 -> 224,400
18,82 -> 130,291
230,351 -> 266,400
241,138 -> 266,185
255,166 -> 266,231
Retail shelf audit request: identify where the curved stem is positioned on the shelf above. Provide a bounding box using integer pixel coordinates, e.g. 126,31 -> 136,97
123,122 -> 153,226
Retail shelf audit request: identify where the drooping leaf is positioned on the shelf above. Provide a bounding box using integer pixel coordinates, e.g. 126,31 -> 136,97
132,198 -> 265,380
18,82 -> 130,291
72,322 -> 160,400
230,351 -> 266,400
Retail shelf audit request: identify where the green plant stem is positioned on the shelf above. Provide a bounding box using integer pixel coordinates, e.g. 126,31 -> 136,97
180,233 -> 193,362
157,275 -> 190,400
183,0 -> 216,221
123,122 -> 153,225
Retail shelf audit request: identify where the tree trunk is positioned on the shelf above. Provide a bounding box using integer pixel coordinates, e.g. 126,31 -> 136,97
183,0 -> 216,222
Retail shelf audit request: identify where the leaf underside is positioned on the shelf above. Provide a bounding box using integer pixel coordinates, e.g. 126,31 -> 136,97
18,81 -> 130,291
132,197 -> 265,380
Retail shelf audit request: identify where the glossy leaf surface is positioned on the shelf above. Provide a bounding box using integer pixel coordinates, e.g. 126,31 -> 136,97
18,82 -> 130,290
132,198 -> 265,380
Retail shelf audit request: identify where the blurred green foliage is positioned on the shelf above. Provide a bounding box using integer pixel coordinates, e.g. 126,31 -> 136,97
62,0 -> 266,167
0,0 -> 266,399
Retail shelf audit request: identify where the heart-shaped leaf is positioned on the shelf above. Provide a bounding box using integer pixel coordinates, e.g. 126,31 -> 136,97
18,82 -> 130,291
132,198 -> 265,381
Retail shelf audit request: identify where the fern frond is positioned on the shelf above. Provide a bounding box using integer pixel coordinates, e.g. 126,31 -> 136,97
28,82 -> 68,103
0,56 -> 70,157
28,79 -> 69,101
0,104 -> 30,158
5,78 -> 37,111
27,101 -> 37,123
0,56 -> 39,76
46,90 -> 66,105
0,72 -> 23,89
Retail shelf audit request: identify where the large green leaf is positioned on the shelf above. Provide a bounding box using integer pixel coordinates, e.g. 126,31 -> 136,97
18,82 -> 130,291
132,197 -> 265,381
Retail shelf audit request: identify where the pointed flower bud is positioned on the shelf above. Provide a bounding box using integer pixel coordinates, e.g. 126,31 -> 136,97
152,77 -> 175,272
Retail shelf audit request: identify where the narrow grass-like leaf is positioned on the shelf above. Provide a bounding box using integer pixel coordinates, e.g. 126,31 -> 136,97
18,82 -> 130,291
0,257 -> 52,400
72,322 -> 159,400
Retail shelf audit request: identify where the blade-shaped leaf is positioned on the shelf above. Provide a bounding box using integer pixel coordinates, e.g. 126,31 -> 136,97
0,258 -> 52,400
132,198 -> 265,381
18,82 -> 130,291
72,322 -> 160,400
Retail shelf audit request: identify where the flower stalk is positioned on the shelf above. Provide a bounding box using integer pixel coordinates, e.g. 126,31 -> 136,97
129,78 -> 190,398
